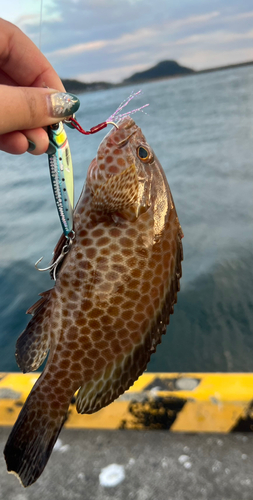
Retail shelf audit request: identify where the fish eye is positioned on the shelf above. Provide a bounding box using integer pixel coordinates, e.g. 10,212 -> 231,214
137,145 -> 153,163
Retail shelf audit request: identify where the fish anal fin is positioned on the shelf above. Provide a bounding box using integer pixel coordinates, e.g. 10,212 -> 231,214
16,290 -> 53,373
76,378 -> 113,415
91,164 -> 138,213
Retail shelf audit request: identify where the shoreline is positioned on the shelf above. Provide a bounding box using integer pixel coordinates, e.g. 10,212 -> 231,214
62,59 -> 253,94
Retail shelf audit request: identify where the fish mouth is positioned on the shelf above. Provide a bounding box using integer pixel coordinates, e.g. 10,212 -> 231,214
117,129 -> 137,148
120,116 -> 136,130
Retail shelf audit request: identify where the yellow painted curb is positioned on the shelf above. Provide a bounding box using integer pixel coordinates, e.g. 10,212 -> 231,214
0,373 -> 253,432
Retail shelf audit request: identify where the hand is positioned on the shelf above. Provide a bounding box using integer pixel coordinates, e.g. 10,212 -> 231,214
0,19 -> 79,155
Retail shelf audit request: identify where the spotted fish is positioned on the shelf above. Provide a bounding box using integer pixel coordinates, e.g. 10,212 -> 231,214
4,116 -> 183,487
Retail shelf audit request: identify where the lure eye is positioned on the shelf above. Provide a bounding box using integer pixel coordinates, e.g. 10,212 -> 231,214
137,145 -> 153,163
50,123 -> 60,130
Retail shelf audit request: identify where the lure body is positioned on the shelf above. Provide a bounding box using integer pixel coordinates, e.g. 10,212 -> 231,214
4,117 -> 183,487
48,122 -> 74,237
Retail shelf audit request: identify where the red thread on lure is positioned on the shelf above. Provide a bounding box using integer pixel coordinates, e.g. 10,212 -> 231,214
69,118 -> 108,135
69,90 -> 149,135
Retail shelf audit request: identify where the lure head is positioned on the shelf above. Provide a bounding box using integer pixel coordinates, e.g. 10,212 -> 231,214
87,117 -> 155,221
48,122 -> 67,147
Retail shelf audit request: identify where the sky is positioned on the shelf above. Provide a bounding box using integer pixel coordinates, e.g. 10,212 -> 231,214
1,0 -> 253,83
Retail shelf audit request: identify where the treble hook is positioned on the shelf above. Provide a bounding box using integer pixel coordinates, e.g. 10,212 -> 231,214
35,233 -> 75,281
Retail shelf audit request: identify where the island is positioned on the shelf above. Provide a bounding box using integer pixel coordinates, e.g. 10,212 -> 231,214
123,60 -> 194,84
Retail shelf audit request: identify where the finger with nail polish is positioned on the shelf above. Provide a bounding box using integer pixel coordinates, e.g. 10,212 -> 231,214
48,93 -> 80,118
0,86 -> 80,136
24,128 -> 50,156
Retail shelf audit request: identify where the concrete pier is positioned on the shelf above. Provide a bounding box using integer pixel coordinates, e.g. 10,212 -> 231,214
0,428 -> 253,500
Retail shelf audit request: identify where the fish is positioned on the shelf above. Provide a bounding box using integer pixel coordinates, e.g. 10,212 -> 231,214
4,116 -> 183,487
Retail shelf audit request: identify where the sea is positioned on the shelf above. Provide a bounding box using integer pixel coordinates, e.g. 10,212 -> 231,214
0,65 -> 253,373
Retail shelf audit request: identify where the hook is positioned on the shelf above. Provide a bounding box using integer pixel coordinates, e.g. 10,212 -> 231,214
35,233 -> 75,281
106,121 -> 119,129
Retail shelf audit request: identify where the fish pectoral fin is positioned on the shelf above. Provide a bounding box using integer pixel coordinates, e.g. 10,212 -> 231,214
16,290 -> 53,373
26,289 -> 52,315
26,297 -> 45,316
91,164 -> 138,214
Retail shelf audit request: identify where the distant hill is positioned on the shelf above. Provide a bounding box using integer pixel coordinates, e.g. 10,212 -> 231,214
61,79 -> 113,94
123,60 -> 194,84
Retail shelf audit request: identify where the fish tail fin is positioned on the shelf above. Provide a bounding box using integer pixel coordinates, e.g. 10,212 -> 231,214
4,376 -> 68,487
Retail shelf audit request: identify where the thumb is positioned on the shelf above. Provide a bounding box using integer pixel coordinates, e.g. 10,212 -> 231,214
0,86 -> 80,135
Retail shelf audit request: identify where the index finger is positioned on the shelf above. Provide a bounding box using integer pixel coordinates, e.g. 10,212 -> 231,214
0,18 -> 65,92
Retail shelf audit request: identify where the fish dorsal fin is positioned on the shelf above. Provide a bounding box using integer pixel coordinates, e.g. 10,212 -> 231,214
16,289 -> 53,373
91,164 -> 138,214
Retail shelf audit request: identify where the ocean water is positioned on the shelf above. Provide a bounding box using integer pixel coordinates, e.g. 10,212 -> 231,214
0,66 -> 253,372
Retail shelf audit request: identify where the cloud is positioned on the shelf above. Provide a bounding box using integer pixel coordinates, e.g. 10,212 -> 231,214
47,40 -> 107,58
181,47 -> 253,70
76,63 -> 150,83
174,29 -> 253,46
224,10 -> 253,21
14,14 -> 40,27
45,13 -> 221,60
167,11 -> 220,31
11,1 -> 253,82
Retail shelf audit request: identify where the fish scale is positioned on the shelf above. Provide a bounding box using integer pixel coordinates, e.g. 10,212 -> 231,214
4,116 -> 183,487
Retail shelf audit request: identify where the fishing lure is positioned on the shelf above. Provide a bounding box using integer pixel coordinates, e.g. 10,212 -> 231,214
35,121 -> 75,279
47,121 -> 74,238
